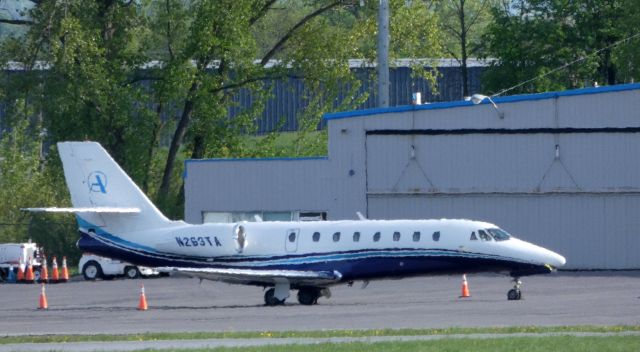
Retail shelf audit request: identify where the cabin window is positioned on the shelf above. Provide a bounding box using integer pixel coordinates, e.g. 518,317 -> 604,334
333,232 -> 341,242
373,232 -> 381,242
432,231 -> 440,241
393,231 -> 401,241
312,232 -> 320,242
288,232 -> 296,242
478,229 -> 492,241
470,232 -> 478,241
353,232 -> 360,242
413,231 -> 421,242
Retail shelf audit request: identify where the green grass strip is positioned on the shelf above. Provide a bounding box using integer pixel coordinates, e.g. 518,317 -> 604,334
1,325 -> 639,345
150,336 -> 640,352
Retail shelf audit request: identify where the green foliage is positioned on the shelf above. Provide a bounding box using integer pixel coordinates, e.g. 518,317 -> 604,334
0,0 -> 447,228
482,0 -> 636,95
0,109 -> 76,260
434,0 -> 498,97
614,0 -> 640,81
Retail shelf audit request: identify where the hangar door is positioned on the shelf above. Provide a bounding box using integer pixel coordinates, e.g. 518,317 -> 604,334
365,132 -> 640,269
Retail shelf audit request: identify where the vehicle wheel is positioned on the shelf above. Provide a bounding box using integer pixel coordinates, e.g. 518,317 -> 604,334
264,288 -> 284,306
125,266 -> 140,279
507,289 -> 522,301
297,288 -> 321,305
82,261 -> 103,281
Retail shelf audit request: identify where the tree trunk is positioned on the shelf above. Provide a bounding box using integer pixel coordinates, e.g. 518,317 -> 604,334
157,80 -> 200,203
142,103 -> 164,193
459,0 -> 469,98
602,48 -> 617,85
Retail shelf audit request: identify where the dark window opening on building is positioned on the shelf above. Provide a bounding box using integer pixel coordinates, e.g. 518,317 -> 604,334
300,212 -> 327,221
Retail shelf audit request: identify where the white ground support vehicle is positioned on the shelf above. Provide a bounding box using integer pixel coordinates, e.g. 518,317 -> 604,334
79,254 -> 159,280
0,242 -> 43,281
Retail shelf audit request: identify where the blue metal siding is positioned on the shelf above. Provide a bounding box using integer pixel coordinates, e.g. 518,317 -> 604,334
228,66 -> 485,133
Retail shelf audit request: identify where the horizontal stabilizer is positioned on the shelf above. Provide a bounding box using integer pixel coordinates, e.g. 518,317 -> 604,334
157,267 -> 342,286
21,207 -> 140,214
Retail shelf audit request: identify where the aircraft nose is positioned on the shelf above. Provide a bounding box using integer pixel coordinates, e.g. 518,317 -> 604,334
546,250 -> 566,268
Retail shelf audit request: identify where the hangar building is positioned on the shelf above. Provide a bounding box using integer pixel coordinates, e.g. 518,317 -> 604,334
184,83 -> 640,270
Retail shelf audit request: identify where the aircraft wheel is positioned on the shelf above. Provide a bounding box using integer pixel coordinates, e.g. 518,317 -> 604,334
264,288 -> 285,306
507,288 -> 522,300
82,261 -> 103,281
125,266 -> 140,279
297,288 -> 321,305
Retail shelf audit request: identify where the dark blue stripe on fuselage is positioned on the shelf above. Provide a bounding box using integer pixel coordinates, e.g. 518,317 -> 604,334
76,231 -> 551,279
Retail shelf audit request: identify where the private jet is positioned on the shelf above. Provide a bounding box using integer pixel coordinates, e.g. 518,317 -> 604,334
26,141 -> 566,305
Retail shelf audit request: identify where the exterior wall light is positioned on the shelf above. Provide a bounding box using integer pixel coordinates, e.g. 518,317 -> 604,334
470,94 -> 504,119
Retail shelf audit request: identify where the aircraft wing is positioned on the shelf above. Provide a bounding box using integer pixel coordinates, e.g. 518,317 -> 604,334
156,267 -> 342,286
21,207 -> 140,213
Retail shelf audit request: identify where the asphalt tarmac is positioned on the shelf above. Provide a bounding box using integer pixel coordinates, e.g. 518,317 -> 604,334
0,271 -> 639,336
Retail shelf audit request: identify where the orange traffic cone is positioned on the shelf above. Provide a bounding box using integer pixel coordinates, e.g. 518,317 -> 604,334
25,258 -> 35,283
17,258 -> 25,282
137,284 -> 148,311
51,257 -> 59,283
460,274 -> 471,298
38,284 -> 48,309
40,257 -> 49,283
60,257 -> 69,282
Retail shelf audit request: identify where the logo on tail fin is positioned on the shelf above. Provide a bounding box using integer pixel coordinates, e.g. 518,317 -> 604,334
88,171 -> 107,193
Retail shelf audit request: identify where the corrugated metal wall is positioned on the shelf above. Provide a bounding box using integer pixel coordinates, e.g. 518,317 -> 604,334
365,132 -> 640,269
185,157 -> 330,223
231,66 -> 484,133
368,194 -> 640,269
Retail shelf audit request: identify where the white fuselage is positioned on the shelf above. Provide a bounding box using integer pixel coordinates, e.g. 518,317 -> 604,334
77,217 -> 565,282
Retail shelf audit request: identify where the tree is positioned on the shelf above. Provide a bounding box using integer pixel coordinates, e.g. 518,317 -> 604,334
1,0 -> 446,225
612,0 -> 640,82
482,0 -> 634,95
153,0 -> 445,214
0,106 -> 77,260
435,0 -> 496,97
0,0 -> 161,256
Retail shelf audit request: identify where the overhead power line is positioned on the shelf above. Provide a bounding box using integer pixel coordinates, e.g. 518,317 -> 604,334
493,31 -> 640,97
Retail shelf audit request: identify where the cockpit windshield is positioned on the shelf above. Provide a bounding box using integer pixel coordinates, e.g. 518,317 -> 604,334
486,228 -> 511,241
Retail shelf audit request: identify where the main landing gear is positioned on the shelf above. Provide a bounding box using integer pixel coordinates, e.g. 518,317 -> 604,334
507,277 -> 522,301
264,282 -> 290,306
264,288 -> 285,306
297,287 -> 321,305
264,284 -> 330,306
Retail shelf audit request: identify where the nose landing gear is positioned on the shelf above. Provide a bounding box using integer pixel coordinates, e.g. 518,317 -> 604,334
507,277 -> 522,300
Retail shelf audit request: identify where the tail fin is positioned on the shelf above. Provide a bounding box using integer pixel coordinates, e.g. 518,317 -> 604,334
57,141 -> 171,232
